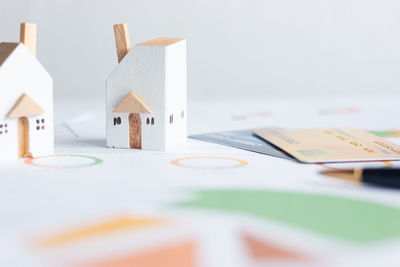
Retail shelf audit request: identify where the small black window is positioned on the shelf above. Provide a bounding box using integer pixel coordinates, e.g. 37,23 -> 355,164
42,126 -> 45,130
151,118 -> 154,125
117,117 -> 121,124
36,118 -> 46,128
169,114 -> 173,124
181,111 -> 184,118
146,118 -> 150,125
0,123 -> 7,134
113,118 -> 117,126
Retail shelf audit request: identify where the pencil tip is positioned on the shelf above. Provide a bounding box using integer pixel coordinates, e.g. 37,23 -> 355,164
321,170 -> 360,182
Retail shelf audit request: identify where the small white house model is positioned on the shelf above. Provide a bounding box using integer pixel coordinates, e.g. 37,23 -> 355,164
106,23 -> 186,150
0,23 -> 53,160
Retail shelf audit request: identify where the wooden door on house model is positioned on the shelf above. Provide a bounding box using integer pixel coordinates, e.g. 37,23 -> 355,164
129,113 -> 141,149
18,117 -> 30,157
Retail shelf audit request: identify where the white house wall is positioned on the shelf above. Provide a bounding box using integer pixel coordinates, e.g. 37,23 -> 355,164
0,114 -> 54,160
106,44 -> 168,150
140,113 -> 160,149
0,119 -> 17,160
107,112 -> 163,149
29,114 -> 53,157
165,40 -> 187,149
0,44 -> 53,159
107,113 -> 129,148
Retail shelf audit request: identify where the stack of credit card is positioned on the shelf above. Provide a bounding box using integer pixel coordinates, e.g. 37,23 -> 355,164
191,128 -> 400,163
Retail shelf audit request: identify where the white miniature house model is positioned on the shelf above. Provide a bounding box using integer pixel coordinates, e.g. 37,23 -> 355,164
0,23 -> 53,160
106,23 -> 186,150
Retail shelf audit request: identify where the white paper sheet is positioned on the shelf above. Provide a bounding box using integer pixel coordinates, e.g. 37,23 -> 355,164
2,95 -> 400,267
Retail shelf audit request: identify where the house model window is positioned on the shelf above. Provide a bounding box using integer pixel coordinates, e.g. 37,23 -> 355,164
113,117 -> 121,126
146,117 -> 155,125
169,114 -> 173,124
36,118 -> 45,130
0,123 -> 8,135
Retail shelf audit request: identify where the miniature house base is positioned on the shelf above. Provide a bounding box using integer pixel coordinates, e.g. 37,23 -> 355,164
106,34 -> 187,151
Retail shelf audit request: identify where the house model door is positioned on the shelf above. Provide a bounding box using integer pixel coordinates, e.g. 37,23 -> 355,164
129,113 -> 141,149
18,117 -> 30,157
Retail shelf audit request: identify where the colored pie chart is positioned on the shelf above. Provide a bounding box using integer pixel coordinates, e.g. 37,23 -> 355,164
175,189 -> 400,243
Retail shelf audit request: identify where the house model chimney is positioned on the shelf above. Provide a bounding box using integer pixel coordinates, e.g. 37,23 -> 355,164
20,22 -> 37,56
113,23 -> 131,63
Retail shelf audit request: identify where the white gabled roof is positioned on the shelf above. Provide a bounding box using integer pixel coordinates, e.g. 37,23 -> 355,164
0,42 -> 52,120
106,38 -> 186,81
0,42 -> 51,80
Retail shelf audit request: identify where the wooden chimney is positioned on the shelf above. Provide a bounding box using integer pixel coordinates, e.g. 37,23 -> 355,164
113,23 -> 131,63
20,22 -> 37,56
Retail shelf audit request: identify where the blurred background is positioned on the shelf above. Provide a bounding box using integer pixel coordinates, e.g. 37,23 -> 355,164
1,0 -> 400,101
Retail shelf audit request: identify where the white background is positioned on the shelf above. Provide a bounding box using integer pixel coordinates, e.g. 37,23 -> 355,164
1,0 -> 400,100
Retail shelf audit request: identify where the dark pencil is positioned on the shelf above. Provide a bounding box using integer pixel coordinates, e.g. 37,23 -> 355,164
322,168 -> 400,189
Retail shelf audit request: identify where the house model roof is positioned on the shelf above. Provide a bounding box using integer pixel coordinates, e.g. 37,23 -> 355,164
7,93 -> 45,118
0,42 -> 20,67
113,92 -> 153,114
137,38 -> 184,47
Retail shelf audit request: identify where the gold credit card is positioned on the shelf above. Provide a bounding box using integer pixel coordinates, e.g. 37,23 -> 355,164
253,128 -> 400,163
